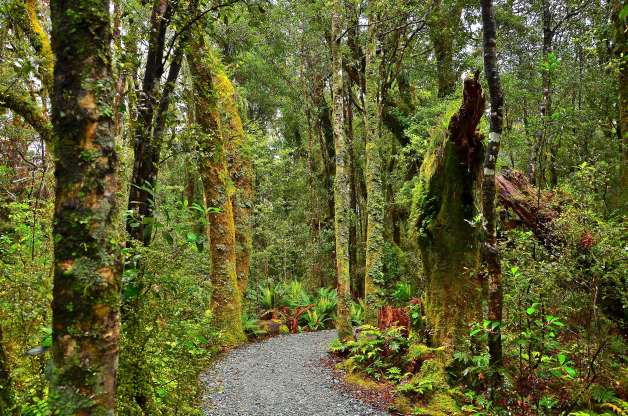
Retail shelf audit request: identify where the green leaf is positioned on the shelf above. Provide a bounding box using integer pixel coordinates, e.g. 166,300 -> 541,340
186,232 -> 198,243
558,353 -> 566,365
123,285 -> 140,301
565,366 -> 577,378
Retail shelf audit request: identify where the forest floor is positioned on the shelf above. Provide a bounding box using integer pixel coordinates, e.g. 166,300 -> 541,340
200,330 -> 389,416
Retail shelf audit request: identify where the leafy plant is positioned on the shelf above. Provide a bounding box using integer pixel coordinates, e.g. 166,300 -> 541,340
386,366 -> 405,383
392,282 -> 412,305
332,325 -> 410,381
283,280 -> 311,308
396,373 -> 437,397
21,397 -> 51,416
259,283 -> 283,318
242,311 -> 265,337
350,300 -> 365,326
304,309 -> 325,331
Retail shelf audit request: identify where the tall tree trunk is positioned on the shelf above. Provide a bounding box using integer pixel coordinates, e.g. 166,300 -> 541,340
211,71 -> 254,297
188,33 -> 245,346
301,62 -> 324,291
126,0 -> 178,244
22,0 -> 54,97
49,0 -> 121,413
537,0 -> 555,188
542,0 -> 559,187
481,0 -> 505,387
330,0 -> 353,340
413,74 -> 485,349
612,0 -> 627,210
345,86 -> 360,299
0,326 -> 16,415
363,7 -> 385,323
120,2 -> 197,412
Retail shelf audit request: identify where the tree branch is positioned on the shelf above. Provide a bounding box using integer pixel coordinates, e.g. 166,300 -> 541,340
0,89 -> 52,143
161,0 -> 245,67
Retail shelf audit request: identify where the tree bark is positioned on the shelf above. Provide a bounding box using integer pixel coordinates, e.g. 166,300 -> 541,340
0,325 -> 16,415
612,0 -> 627,210
126,0 -> 182,245
363,4 -> 385,323
330,0 -> 353,340
413,74 -> 485,349
481,0 -> 505,387
212,67 -> 254,297
49,0 -> 121,413
188,32 -> 245,346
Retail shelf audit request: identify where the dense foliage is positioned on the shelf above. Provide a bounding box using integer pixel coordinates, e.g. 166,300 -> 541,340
0,0 -> 625,415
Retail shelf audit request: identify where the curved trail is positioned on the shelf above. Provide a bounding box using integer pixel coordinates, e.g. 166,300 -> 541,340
201,330 -> 389,416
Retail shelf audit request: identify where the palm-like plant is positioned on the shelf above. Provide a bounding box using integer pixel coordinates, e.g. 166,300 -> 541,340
260,283 -> 284,319
283,280 -> 312,308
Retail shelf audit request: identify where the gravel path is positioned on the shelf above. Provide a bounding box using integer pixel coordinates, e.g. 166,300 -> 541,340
200,330 -> 389,416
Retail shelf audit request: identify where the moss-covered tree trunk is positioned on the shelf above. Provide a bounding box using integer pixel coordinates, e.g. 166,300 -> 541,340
188,33 -> 245,347
363,4 -> 385,324
0,0 -> 52,143
413,75 -> 485,350
0,325 -> 16,415
481,0 -> 505,386
612,0 -> 627,210
49,0 -> 121,413
330,0 -> 353,340
212,73 -> 253,297
541,0 -> 557,188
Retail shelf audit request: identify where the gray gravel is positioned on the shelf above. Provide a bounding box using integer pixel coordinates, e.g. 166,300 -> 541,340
200,330 -> 389,416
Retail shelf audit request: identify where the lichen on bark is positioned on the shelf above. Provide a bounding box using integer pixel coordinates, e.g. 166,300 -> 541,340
363,2 -> 386,324
212,71 -> 254,297
330,0 -> 353,340
188,31 -> 246,346
49,0 -> 121,414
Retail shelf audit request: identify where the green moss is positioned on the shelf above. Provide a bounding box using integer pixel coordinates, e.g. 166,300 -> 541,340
405,343 -> 445,363
343,371 -> 383,390
397,359 -> 461,416
390,396 -> 415,415
410,96 -> 484,348
412,392 -> 461,416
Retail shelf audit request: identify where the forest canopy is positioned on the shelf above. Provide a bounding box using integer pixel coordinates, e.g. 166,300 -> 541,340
0,0 -> 626,415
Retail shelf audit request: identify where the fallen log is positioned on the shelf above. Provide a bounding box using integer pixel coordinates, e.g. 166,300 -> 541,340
495,168 -> 559,247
